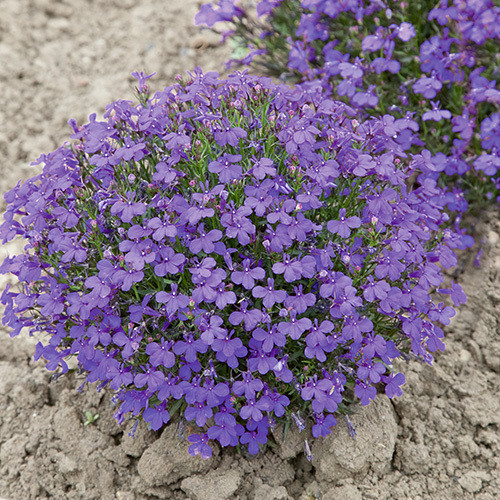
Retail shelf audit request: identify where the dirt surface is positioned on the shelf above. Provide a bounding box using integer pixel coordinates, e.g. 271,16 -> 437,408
0,1 -> 499,499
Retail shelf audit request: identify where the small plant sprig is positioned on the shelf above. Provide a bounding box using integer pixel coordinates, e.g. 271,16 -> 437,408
83,410 -> 100,426
195,0 -> 500,215
1,70 -> 468,458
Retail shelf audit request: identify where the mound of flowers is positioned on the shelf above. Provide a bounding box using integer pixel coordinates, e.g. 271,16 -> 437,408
0,70 -> 467,458
196,0 -> 500,210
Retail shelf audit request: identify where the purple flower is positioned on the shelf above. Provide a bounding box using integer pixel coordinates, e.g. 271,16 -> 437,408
357,359 -> 386,384
154,246 -> 186,276
252,157 -> 276,180
34,343 -> 69,373
214,241 -> 237,270
191,265 -> 226,304
214,282 -> 237,310
474,154 -> 500,177
379,287 -> 406,314
157,374 -> 183,401
329,283 -> 362,318
164,127 -> 191,150
144,339 -> 176,369
284,284 -> 316,314
213,118 -> 247,147
2,65 -> 473,457
296,185 -> 323,210
312,412 -> 337,438
428,5 -> 459,25
383,372 -> 406,399
437,280 -> 467,306
173,334 -> 208,363
207,411 -> 241,447
291,119 -> 320,148
111,136 -> 146,163
422,101 -> 452,122
337,77 -> 358,98
110,193 -> 146,223
185,403 -> 213,427
143,403 -> 170,431
203,379 -> 230,408
301,375 -> 333,401
267,198 -> 296,225
239,396 -> 273,421
338,62 -> 363,80
240,424 -> 268,455
208,154 -> 242,183
412,76 -> 442,99
153,162 -> 178,184
252,325 -> 286,353
272,255 -> 303,282
131,71 -> 156,92
190,223 -> 223,254
481,114 -> 500,150
247,346 -> 278,375
264,223 -> 293,252
199,314 -> 226,345
184,202 -> 215,225
428,302 -> 455,325
304,319 -> 336,362
134,365 -> 164,391
288,39 -> 314,74
188,433 -> 213,459
212,329 -> 248,368
156,283 -> 190,315
327,209 -> 361,238
319,271 -> 352,299
355,381 -> 377,406
351,89 -> 378,108
231,259 -> 265,289
362,34 -> 383,53
252,278 -> 287,309
277,312 -> 312,340
229,300 -> 263,330
266,388 -> 290,416
375,250 -> 406,281
124,240 -> 156,271
108,363 -> 133,390
194,0 -> 242,27
452,113 -> 475,140
129,294 -> 160,323
244,180 -> 273,215
362,276 -> 390,302
112,329 -> 142,359
301,375 -> 339,413
342,314 -> 373,342
221,205 -> 255,245
57,235 -> 87,263
84,275 -> 111,299
120,266 -> 144,292
147,216 -> 177,241
233,372 -> 263,400
396,22 -> 416,42
272,255 -> 316,283
189,256 -> 218,279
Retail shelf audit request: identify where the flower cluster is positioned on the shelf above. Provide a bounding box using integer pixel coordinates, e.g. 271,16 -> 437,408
1,70 -> 468,458
195,0 -> 500,209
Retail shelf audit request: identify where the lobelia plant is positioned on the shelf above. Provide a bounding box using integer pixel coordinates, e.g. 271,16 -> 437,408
195,0 -> 500,215
0,69 -> 469,459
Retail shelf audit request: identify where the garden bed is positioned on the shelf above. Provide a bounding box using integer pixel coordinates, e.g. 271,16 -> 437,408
0,1 -> 498,499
